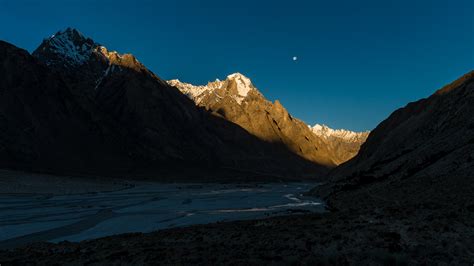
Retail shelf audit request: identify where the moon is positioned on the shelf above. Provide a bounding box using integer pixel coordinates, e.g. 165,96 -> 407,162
292,56 -> 298,61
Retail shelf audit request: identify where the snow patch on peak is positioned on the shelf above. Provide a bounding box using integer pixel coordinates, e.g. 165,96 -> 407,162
36,28 -> 143,77
42,28 -> 94,66
310,124 -> 370,143
226,73 -> 254,104
227,73 -> 252,86
168,73 -> 257,105
168,79 -> 222,104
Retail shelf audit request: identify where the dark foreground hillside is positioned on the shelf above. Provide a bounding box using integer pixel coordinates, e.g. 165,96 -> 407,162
314,71 -> 474,210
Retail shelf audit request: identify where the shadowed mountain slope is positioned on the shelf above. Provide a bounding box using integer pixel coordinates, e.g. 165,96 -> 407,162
0,29 -> 329,179
0,40 -> 130,174
312,71 -> 474,210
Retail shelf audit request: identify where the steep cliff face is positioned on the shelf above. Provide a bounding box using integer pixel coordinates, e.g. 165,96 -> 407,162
312,71 -> 474,210
168,75 -> 363,168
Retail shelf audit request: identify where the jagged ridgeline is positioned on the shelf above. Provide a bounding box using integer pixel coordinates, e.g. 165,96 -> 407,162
168,77 -> 369,166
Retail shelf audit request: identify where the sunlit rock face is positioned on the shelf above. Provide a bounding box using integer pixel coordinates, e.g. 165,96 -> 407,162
169,75 -> 368,167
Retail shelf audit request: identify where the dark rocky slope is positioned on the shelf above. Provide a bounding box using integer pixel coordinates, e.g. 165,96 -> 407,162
312,71 -> 474,210
0,40 -> 130,174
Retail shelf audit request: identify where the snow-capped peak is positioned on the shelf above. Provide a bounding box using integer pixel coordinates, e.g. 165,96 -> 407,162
60,27 -> 86,39
36,27 -> 96,67
226,73 -> 254,101
310,124 -> 370,143
167,73 -> 257,105
35,28 -> 143,72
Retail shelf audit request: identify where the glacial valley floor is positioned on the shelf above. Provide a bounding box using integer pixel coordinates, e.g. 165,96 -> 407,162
1,200 -> 473,265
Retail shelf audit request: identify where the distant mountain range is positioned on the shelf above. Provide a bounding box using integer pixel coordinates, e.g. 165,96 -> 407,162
0,28 -> 368,179
310,124 -> 369,165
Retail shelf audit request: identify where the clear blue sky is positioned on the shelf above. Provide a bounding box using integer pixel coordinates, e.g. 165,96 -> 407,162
1,0 -> 473,131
